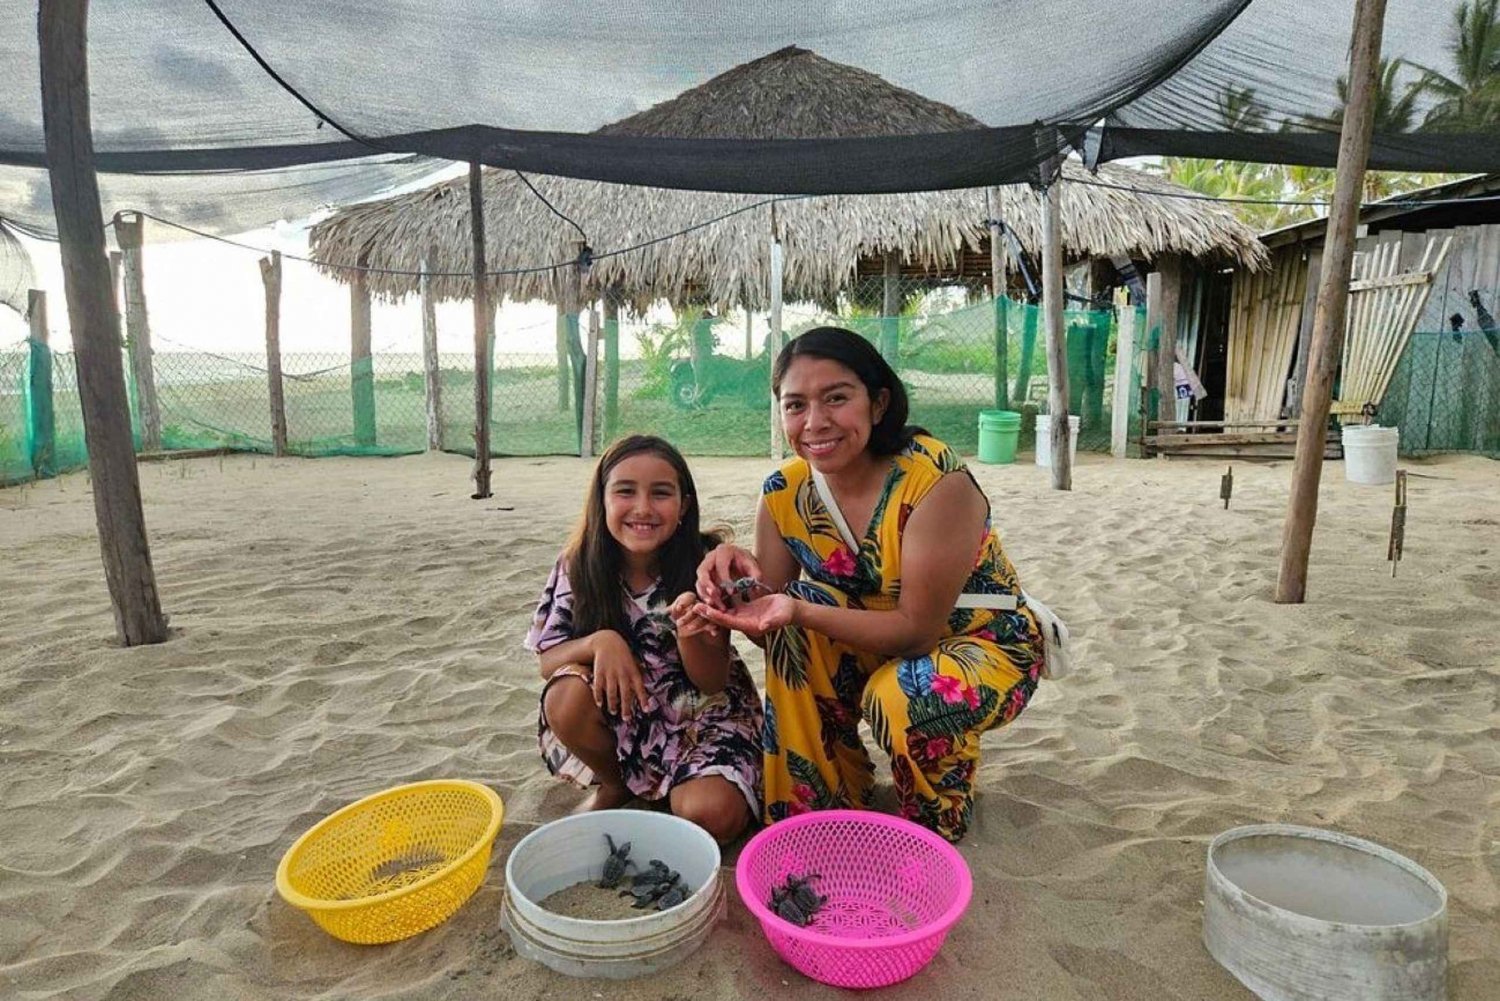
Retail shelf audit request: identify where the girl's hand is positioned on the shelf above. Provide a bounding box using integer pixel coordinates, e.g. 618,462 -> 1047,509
590,630 -> 650,720
694,593 -> 796,640
695,543 -> 764,609
669,591 -> 721,641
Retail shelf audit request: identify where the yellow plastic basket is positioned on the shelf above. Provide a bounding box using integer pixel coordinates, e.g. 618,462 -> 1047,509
275,779 -> 505,944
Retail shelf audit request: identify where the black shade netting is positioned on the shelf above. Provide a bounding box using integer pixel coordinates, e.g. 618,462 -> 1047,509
0,0 -> 1495,228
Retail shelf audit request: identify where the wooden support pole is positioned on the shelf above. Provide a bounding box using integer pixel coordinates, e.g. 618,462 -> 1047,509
769,232 -> 785,460
581,307 -> 599,459
349,259 -> 375,447
564,240 -> 588,454
881,249 -> 901,361
744,301 -> 754,360
108,250 -> 120,306
987,188 -> 1010,411
469,161 -> 492,499
259,250 -> 287,457
39,0 -> 168,645
27,289 -> 56,477
1110,301 -> 1136,458
554,280 -> 570,410
1039,156 -> 1072,490
603,294 -> 620,444
1154,255 -> 1183,431
419,256 -> 442,451
1277,0 -> 1389,604
114,211 -> 161,452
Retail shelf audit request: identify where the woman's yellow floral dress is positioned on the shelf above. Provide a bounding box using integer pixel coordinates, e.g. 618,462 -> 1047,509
760,434 -> 1045,842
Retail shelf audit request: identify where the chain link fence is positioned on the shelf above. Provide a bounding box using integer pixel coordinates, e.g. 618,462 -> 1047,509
1377,329 -> 1500,458
1,280 -> 1128,486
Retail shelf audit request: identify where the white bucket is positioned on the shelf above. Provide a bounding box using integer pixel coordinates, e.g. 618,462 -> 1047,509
502,810 -> 724,979
1203,824 -> 1448,1001
1342,425 -> 1399,485
1034,413 -> 1081,468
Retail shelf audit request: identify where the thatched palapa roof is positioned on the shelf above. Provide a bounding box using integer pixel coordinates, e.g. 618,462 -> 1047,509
310,47 -> 1266,310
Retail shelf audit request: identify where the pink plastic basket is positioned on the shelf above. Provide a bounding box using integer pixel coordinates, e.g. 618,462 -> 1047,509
735,810 -> 973,989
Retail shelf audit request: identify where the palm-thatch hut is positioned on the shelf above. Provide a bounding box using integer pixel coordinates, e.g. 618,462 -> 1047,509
309,46 -> 1267,464
309,47 -> 1265,312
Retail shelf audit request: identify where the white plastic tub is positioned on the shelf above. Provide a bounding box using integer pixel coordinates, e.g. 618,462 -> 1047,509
1343,425 -> 1399,485
1203,824 -> 1448,1001
1034,413 -> 1081,469
502,811 -> 723,979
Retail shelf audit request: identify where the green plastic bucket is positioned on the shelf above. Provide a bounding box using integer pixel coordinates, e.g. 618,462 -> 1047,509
977,409 -> 1022,464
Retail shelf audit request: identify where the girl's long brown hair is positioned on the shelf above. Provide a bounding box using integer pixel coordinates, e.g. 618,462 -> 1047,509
565,435 -> 723,644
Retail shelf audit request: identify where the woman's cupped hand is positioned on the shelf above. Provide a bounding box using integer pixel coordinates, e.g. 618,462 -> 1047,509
692,593 -> 796,640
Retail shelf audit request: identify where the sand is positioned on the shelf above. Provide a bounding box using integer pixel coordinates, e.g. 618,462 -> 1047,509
1,450 -> 1497,1000
539,880 -> 671,921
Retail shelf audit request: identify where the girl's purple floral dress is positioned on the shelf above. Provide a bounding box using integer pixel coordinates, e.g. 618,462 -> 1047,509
525,555 -> 763,814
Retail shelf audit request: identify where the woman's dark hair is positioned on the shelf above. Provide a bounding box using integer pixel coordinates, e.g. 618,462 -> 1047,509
565,434 -> 723,642
771,326 -> 923,456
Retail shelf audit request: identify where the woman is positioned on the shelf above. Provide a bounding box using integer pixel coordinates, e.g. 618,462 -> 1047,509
694,327 -> 1045,842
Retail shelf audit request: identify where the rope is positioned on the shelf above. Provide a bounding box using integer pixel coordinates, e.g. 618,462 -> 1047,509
1068,175 -> 1500,210
514,172 -> 589,245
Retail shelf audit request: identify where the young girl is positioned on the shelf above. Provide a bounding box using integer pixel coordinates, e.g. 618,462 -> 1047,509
525,435 -> 762,844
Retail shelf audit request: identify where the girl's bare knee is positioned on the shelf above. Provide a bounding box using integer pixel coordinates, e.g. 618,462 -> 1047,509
543,674 -> 595,736
674,786 -> 750,844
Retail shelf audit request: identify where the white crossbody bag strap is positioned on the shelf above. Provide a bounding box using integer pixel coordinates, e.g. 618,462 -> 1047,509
808,466 -> 1016,612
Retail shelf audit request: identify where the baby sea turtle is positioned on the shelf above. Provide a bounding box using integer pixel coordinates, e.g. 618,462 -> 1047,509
769,871 -> 827,927
720,576 -> 769,605
598,834 -> 635,889
618,858 -> 688,909
653,881 -> 691,911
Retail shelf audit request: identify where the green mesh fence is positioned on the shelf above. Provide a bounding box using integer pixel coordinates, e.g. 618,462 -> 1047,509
0,342 -> 29,484
0,287 -> 1128,486
1377,330 -> 1500,458
601,282 -> 1120,458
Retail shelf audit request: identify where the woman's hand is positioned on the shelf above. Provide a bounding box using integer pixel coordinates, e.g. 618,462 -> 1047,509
589,630 -> 650,720
695,543 -> 764,609
668,591 -> 721,642
694,593 -> 796,640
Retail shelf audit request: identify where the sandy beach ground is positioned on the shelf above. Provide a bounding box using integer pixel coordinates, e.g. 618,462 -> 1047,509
1,449 -> 1496,1000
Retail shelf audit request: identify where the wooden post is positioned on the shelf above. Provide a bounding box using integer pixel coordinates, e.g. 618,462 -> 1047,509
881,250 -> 902,362
769,231 -> 785,460
1111,301 -> 1137,458
259,250 -> 287,457
349,260 -> 375,447
419,256 -> 442,451
39,0 -> 168,645
469,161 -> 492,499
987,188 -> 1010,411
554,277 -> 570,410
581,307 -> 600,459
1277,0 -> 1389,604
114,212 -> 161,452
744,301 -> 754,360
603,294 -> 620,444
26,289 -> 56,477
1154,255 -> 1183,431
1040,158 -> 1072,490
1144,271 -> 1163,426
564,240 -> 588,454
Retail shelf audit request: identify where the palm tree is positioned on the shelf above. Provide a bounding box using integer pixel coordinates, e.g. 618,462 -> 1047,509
1304,57 -> 1422,133
1156,157 -> 1287,230
1216,85 -> 1268,132
1413,0 -> 1500,131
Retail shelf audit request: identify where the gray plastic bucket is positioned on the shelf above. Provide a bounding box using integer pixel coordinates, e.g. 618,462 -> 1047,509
1203,824 -> 1448,1001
